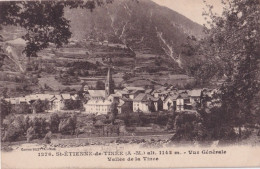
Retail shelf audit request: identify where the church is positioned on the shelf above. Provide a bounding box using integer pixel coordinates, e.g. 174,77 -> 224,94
83,68 -> 114,115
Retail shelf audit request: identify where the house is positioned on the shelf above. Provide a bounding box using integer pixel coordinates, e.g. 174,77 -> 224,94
108,93 -> 121,104
49,95 -> 65,112
87,90 -> 106,100
35,94 -> 54,101
145,89 -> 154,94
153,90 -> 169,100
167,86 -> 177,91
123,86 -> 145,93
82,84 -> 89,92
163,95 -> 178,110
176,93 -> 191,111
25,94 -> 39,104
103,40 -> 109,46
117,98 -> 133,114
5,98 -> 20,104
133,93 -> 160,113
188,89 -> 202,105
116,90 -> 130,98
25,94 -> 54,104
204,89 -> 222,109
61,93 -> 71,100
200,88 -> 213,108
83,99 -> 112,115
71,94 -> 79,100
129,90 -> 143,99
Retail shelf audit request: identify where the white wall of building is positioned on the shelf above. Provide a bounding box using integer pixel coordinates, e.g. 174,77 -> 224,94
83,100 -> 112,115
163,98 -> 175,110
133,101 -> 149,113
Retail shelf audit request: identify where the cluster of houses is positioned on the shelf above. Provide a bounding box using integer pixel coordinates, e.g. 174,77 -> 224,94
4,93 -> 79,112
3,68 -> 217,115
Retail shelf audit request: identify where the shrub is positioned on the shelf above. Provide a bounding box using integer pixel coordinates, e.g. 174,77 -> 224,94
156,114 -> 170,126
31,117 -> 48,139
11,103 -> 31,114
32,99 -> 50,113
26,126 -> 35,142
63,99 -> 82,110
0,99 -> 12,125
2,115 -> 26,142
44,131 -> 52,144
172,112 -> 204,141
50,113 -> 60,133
58,115 -> 77,135
2,124 -> 24,142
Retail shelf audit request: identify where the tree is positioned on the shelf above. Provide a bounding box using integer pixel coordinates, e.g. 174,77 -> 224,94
26,126 -> 35,142
58,115 -> 77,135
2,115 -> 26,142
172,112 -> 204,141
44,131 -> 52,144
95,80 -> 105,90
29,117 -> 48,139
110,102 -> 118,125
11,103 -> 31,114
32,99 -> 50,113
0,99 -> 12,125
24,116 -> 30,132
2,123 -> 24,142
0,0 -> 113,60
202,0 -> 260,137
50,113 -> 60,133
166,117 -> 174,130
63,99 -> 82,110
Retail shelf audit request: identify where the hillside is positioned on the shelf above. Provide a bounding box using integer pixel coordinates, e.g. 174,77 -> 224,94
0,0 -> 205,95
65,0 -> 204,67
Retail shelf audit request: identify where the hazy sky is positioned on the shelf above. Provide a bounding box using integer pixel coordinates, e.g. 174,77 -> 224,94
151,0 -> 224,25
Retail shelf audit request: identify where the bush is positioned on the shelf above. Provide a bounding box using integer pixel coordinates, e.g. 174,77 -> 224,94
2,115 -> 26,142
172,112 -> 204,141
58,115 -> 77,135
31,117 -> 48,139
2,124 -> 24,142
32,99 -> 50,113
156,114 -> 170,126
95,80 -> 105,90
126,113 -> 141,126
26,126 -> 35,142
44,131 -> 52,144
0,99 -> 12,124
50,113 -> 60,133
63,100 -> 82,110
11,103 -> 31,114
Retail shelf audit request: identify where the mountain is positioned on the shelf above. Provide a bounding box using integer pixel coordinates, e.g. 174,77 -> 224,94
0,0 -> 205,95
65,0 -> 204,67
1,0 -> 204,72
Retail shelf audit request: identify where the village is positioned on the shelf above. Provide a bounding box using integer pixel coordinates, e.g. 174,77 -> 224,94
3,67 -> 215,117
1,0 -> 259,168
0,66 -> 221,144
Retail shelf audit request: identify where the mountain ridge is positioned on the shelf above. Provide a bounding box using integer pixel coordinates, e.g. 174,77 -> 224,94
65,0 -> 204,64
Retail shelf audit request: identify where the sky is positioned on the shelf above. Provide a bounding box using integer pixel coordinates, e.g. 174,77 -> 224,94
151,0 -> 224,25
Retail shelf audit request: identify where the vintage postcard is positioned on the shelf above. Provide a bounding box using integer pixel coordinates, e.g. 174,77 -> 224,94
0,0 -> 260,168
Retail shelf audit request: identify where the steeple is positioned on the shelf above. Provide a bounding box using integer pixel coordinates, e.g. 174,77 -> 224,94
105,67 -> 114,98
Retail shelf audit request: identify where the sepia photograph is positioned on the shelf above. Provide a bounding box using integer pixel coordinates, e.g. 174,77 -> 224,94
0,0 -> 260,168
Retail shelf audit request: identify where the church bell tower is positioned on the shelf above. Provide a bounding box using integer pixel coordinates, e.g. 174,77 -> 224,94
105,66 -> 114,98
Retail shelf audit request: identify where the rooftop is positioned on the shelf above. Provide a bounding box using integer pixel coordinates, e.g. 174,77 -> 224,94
134,93 -> 158,102
165,95 -> 178,101
124,86 -> 145,92
88,90 -> 106,98
188,89 -> 202,97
